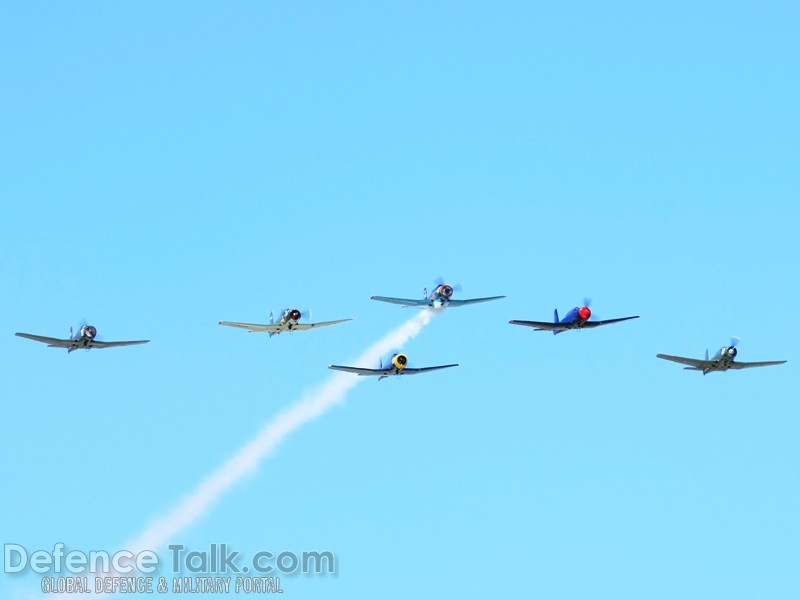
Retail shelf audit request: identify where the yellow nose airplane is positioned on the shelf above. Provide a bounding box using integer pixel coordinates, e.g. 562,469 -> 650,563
328,353 -> 458,381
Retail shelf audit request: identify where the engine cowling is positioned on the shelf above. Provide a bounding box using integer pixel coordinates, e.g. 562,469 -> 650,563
81,325 -> 97,339
289,309 -> 302,321
392,354 -> 408,370
727,346 -> 737,358
578,306 -> 591,321
439,284 -> 455,299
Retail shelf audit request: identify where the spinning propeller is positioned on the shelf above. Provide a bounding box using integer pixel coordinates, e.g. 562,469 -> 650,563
286,308 -> 312,321
577,298 -> 593,321
433,277 -> 462,299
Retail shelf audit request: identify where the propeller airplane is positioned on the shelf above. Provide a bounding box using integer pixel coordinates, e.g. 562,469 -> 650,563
328,353 -> 458,381
218,308 -> 351,337
15,324 -> 150,352
657,338 -> 786,374
371,278 -> 505,308
509,299 -> 639,334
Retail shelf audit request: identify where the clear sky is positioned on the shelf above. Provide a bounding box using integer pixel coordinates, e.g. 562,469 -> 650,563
2,2 -> 798,598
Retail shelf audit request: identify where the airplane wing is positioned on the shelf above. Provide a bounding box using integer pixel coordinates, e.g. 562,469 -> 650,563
728,360 -> 787,370
446,296 -> 506,307
398,364 -> 459,375
218,321 -> 282,333
370,296 -> 431,307
327,365 -> 391,376
15,332 -> 73,347
90,340 -> 150,349
656,353 -> 713,369
508,320 -> 567,331
579,316 -> 640,328
286,319 -> 352,331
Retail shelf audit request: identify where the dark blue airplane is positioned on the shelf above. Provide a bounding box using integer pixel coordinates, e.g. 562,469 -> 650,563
509,299 -> 639,335
328,353 -> 458,381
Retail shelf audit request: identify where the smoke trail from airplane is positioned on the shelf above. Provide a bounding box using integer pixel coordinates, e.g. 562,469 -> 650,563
43,310 -> 437,599
124,308 -> 436,556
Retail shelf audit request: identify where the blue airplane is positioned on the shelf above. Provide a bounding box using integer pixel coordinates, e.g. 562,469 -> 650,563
657,338 -> 786,374
328,353 -> 458,381
509,299 -> 639,334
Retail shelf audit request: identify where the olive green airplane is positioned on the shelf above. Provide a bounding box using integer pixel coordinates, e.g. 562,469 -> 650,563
219,308 -> 351,337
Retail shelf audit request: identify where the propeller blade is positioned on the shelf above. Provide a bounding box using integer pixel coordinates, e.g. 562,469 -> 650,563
301,309 -> 312,320
433,276 -> 445,287
453,283 -> 463,293
72,319 -> 88,338
730,336 -> 741,348
582,297 -> 592,308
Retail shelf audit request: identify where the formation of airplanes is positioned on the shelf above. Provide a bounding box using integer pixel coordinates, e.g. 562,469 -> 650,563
14,279 -> 787,378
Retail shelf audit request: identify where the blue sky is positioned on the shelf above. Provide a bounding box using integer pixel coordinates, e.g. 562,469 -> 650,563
2,2 -> 798,598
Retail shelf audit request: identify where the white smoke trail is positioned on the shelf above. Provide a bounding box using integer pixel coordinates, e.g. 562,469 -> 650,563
127,308 -> 437,555
42,309 -> 437,599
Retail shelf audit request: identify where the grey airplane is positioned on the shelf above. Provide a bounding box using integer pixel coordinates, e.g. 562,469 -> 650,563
657,338 -> 786,375
15,324 -> 149,353
371,278 -> 505,308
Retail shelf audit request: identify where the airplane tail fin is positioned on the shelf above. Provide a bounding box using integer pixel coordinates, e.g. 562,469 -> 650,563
269,311 -> 274,325
553,309 -> 560,336
423,287 -> 428,299
705,349 -> 709,361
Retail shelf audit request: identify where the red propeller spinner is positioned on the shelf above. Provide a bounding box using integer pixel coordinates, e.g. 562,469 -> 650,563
578,306 -> 591,321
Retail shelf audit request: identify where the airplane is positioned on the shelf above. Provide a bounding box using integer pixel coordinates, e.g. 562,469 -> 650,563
509,299 -> 639,334
328,353 -> 459,380
656,338 -> 787,375
15,324 -> 150,352
371,278 -> 505,308
218,308 -> 351,337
